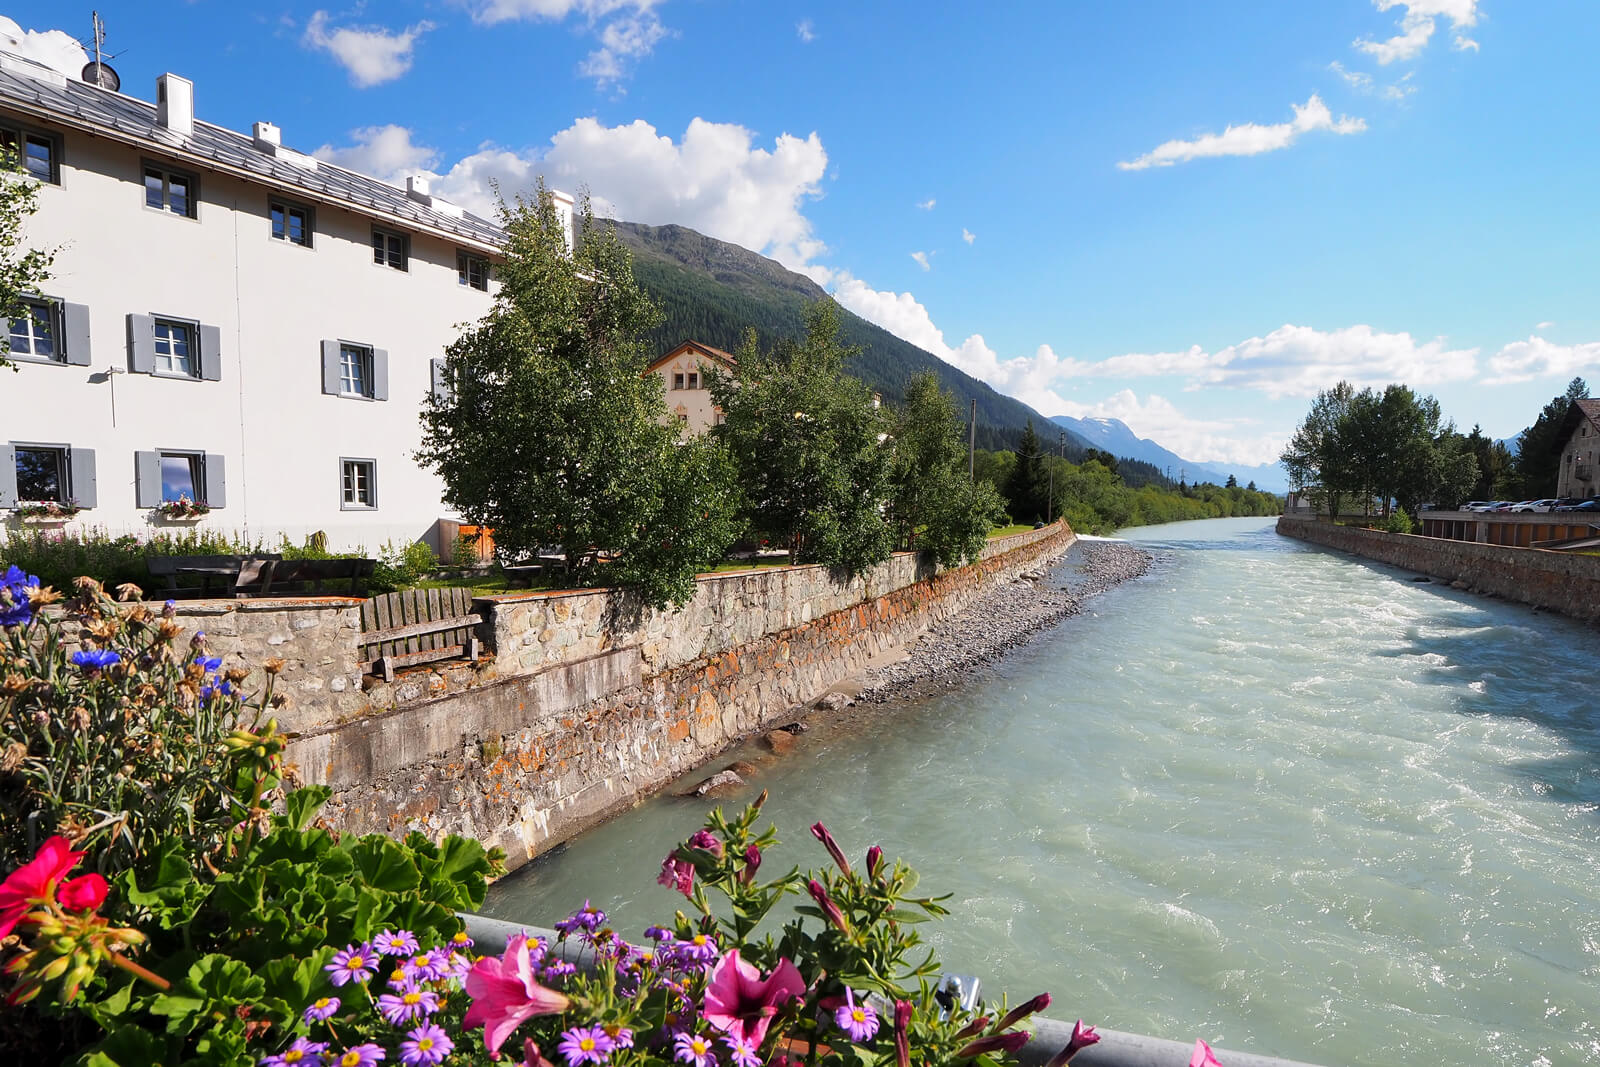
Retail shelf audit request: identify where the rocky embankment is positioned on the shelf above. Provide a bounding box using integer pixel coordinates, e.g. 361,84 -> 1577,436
858,539 -> 1154,703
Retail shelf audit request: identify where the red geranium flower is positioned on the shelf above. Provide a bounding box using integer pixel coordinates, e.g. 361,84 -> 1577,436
0,836 -> 86,937
58,873 -> 109,912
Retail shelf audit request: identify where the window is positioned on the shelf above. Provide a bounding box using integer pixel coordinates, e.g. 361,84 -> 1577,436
134,451 -> 223,509
458,251 -> 489,291
2,443 -> 95,510
153,319 -> 194,376
159,452 -> 203,503
340,344 -> 373,398
672,372 -> 684,390
269,199 -> 312,246
341,458 -> 376,509
373,227 -> 408,271
687,371 -> 699,389
0,126 -> 59,183
8,299 -> 57,361
15,445 -> 65,501
144,164 -> 196,217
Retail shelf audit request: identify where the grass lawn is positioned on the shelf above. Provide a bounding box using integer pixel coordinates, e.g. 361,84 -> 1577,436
989,524 -> 1036,538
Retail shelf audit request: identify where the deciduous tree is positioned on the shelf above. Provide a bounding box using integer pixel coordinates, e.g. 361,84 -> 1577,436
0,150 -> 55,371
888,372 -> 1006,567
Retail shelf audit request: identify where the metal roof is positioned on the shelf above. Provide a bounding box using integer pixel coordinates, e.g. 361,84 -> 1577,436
0,55 -> 509,252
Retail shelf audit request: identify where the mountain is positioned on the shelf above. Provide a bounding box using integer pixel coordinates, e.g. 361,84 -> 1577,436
610,220 -> 1085,454
1051,415 -> 1289,493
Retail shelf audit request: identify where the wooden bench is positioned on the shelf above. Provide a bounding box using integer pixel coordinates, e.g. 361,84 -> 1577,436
359,587 -> 483,682
248,558 -> 375,597
145,554 -> 282,598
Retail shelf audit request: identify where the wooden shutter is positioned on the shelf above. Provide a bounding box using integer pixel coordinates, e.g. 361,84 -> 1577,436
321,340 -> 341,394
0,444 -> 15,509
62,303 -> 91,366
68,448 -> 96,509
203,453 -> 226,509
371,349 -> 389,401
134,451 -> 161,508
199,323 -> 222,380
127,314 -> 155,373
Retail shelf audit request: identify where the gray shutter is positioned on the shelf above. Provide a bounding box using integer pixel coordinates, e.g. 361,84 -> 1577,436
127,313 -> 155,373
63,303 -> 91,366
203,453 -> 225,509
0,444 -> 15,509
430,358 -> 453,403
134,451 -> 161,508
371,348 -> 389,401
199,323 -> 222,381
68,448 -> 96,509
370,460 -> 379,509
321,340 -> 340,394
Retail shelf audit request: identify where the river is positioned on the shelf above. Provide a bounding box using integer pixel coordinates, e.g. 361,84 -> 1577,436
484,516 -> 1600,1066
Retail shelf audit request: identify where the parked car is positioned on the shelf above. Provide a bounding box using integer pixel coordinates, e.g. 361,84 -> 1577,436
1554,500 -> 1600,512
1462,501 -> 1494,512
1486,501 -> 1517,512
1515,499 -> 1562,512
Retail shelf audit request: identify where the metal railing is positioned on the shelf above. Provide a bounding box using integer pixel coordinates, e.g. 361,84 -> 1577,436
458,913 -> 1327,1067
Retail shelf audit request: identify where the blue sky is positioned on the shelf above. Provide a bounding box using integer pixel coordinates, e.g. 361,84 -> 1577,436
6,2 -> 1598,468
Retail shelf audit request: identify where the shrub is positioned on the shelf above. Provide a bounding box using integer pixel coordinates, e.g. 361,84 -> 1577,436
371,539 -> 440,593
1380,510 -> 1415,534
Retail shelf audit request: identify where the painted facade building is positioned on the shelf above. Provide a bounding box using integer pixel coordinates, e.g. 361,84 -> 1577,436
643,340 -> 735,437
0,50 -> 571,551
1554,398 -> 1600,501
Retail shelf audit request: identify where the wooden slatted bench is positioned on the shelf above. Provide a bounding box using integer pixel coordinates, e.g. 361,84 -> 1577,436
359,587 -> 483,682
248,558 -> 376,597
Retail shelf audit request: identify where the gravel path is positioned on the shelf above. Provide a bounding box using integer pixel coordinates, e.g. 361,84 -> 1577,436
856,539 -> 1155,704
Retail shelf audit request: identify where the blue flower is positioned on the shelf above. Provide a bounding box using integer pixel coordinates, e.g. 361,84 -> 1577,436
71,649 -> 121,672
0,564 -> 41,628
197,656 -> 223,673
199,679 -> 234,702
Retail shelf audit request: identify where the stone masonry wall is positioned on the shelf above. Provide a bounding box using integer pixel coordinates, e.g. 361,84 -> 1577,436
284,524 -> 1074,869
1277,516 -> 1600,624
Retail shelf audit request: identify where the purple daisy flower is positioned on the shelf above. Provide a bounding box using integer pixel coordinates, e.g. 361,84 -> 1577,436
259,1038 -> 329,1067
607,1027 -> 635,1050
541,959 -> 578,981
558,1024 -> 615,1066
302,996 -> 341,1024
671,932 -> 719,968
555,900 -> 607,936
835,988 -> 880,1042
400,1023 -> 454,1067
643,925 -> 675,941
448,930 -> 474,951
674,1032 -> 718,1067
330,1044 -> 386,1067
376,929 -> 420,957
722,1035 -> 760,1067
325,943 -> 377,986
377,985 -> 440,1027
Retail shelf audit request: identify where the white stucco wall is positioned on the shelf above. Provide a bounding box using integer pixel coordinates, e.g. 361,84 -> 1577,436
2,106 -> 500,553
648,351 -> 726,437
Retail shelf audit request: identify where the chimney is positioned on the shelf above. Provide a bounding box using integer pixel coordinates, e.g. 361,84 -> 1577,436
252,121 -> 281,149
155,73 -> 193,137
406,174 -> 431,202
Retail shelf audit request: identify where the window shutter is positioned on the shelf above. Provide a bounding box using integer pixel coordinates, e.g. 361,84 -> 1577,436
127,314 -> 155,373
0,444 -> 15,509
369,461 -> 379,509
199,323 -> 222,381
371,348 -> 389,401
63,303 -> 91,366
321,340 -> 340,394
68,448 -> 96,509
134,451 -> 161,508
203,453 -> 226,509
430,358 -> 453,403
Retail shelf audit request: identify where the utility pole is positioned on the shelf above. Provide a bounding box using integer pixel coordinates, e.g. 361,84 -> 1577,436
968,398 -> 977,481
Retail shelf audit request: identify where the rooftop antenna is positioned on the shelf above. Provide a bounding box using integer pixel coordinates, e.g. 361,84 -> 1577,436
80,12 -> 120,91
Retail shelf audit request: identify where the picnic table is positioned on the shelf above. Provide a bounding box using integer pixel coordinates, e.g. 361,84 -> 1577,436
145,555 -> 374,598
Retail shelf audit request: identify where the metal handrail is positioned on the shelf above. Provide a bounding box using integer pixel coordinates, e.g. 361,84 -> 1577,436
458,914 -> 1326,1067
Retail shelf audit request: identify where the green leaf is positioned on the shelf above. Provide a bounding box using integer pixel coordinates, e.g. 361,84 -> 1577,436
72,1023 -> 166,1067
283,785 -> 332,831
347,836 -> 421,894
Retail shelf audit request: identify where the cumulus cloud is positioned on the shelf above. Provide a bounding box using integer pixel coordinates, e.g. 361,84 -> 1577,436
468,0 -> 668,83
1118,94 -> 1366,171
303,11 -> 434,87
0,16 -> 86,75
962,228 -> 975,244
1054,391 -> 1288,467
796,19 -> 815,43
1484,336 -> 1600,384
916,198 -> 936,210
314,116 -> 829,268
1355,0 -> 1479,64
1329,61 -> 1416,101
579,10 -> 668,84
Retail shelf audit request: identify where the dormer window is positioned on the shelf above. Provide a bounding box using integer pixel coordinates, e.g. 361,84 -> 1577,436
458,251 -> 489,291
373,227 -> 408,271
270,198 -> 313,246
144,163 -> 196,217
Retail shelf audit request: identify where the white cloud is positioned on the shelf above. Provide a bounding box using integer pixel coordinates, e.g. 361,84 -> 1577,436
916,198 -> 936,211
910,251 -> 931,271
1484,336 -> 1600,385
314,116 -> 829,268
1054,391 -> 1288,467
962,228 -> 975,245
1536,321 -> 1555,331
796,19 -> 815,43
468,0 -> 667,82
1118,94 -> 1366,171
0,16 -> 86,75
579,10 -> 668,84
1454,34 -> 1479,52
1329,61 -> 1416,101
1355,0 -> 1479,64
303,11 -> 434,87
470,0 -> 659,24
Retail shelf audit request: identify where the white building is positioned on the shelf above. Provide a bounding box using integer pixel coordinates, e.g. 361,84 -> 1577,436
643,340 -> 735,437
0,52 -> 572,552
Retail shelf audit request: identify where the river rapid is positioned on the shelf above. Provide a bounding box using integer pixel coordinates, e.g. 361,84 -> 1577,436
485,516 -> 1600,1066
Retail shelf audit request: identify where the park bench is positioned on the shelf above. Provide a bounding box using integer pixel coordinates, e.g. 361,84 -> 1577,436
246,557 -> 374,597
359,587 -> 483,682
145,554 -> 282,599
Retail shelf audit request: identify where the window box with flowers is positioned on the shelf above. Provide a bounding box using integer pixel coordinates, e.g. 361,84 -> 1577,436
11,500 -> 81,523
155,495 -> 210,521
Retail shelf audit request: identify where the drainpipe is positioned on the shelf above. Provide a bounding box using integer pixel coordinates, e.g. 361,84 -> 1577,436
458,914 -> 1328,1067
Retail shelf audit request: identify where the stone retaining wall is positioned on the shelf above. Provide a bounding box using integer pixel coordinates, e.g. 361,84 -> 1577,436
283,523 -> 1074,868
1276,516 -> 1600,624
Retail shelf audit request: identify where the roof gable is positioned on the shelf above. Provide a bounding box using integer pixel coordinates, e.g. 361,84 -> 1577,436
643,340 -> 738,376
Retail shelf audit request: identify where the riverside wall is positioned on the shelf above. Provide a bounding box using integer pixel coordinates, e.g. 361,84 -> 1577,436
271,523 -> 1073,868
1276,516 -> 1600,624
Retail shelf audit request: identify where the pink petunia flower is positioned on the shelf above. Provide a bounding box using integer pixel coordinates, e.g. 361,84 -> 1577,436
1191,1039 -> 1224,1067
702,949 -> 806,1048
463,933 -> 573,1055
658,852 -> 696,897
1044,1020 -> 1099,1067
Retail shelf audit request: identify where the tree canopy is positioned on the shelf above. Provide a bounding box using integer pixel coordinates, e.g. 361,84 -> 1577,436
0,149 -> 55,371
1513,377 -> 1589,498
887,372 -> 1007,567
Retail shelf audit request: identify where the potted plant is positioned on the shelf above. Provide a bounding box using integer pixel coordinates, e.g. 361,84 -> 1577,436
11,499 -> 80,523
156,495 -> 210,521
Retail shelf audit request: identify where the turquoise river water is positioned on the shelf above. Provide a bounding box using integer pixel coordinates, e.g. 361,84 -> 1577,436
484,516 -> 1599,1066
